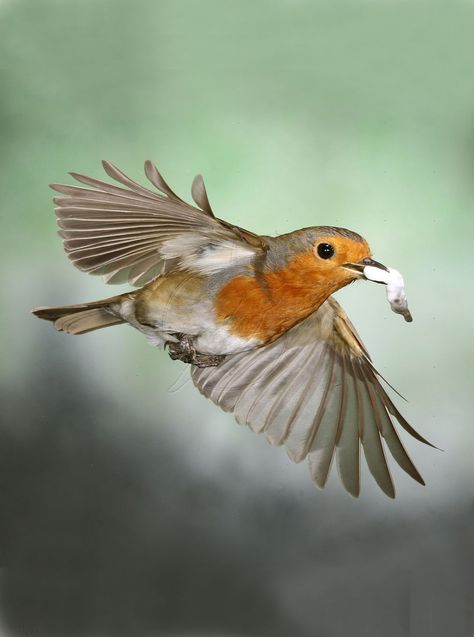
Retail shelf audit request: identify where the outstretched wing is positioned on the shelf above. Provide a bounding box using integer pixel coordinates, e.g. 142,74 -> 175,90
192,297 -> 434,498
51,160 -> 267,286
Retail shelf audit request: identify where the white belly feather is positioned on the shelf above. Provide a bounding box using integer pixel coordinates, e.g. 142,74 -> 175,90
112,296 -> 260,356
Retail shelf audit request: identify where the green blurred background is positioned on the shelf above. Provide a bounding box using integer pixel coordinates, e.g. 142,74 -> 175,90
1,1 -> 473,636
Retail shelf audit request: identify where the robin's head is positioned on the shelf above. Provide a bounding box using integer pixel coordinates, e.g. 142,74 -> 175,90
267,226 -> 389,295
309,227 -> 388,283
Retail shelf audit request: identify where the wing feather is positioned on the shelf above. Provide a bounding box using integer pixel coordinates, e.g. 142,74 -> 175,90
233,347 -> 298,428
307,354 -> 346,489
279,346 -> 332,460
191,174 -> 215,216
262,342 -> 326,445
352,359 -> 395,498
362,367 -> 425,484
243,343 -> 321,440
335,358 -> 361,497
144,159 -> 188,204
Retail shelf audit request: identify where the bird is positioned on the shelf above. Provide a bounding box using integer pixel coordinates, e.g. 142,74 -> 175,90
32,160 -> 434,498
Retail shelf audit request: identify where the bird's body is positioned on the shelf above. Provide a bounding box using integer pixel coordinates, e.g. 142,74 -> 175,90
33,160 -> 433,497
70,228 -> 371,355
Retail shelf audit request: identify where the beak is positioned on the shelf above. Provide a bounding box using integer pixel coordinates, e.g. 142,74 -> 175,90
343,257 -> 389,278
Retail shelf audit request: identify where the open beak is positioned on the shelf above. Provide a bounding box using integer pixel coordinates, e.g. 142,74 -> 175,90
343,257 -> 389,278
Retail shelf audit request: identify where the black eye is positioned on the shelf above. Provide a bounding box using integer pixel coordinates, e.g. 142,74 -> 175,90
317,243 -> 335,259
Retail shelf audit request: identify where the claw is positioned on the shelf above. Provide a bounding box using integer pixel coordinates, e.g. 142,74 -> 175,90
166,333 -> 225,367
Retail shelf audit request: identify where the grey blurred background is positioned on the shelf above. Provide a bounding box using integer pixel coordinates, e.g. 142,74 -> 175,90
0,1 -> 473,636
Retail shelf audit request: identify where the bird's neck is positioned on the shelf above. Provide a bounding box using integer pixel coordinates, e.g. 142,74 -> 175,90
214,251 -> 348,342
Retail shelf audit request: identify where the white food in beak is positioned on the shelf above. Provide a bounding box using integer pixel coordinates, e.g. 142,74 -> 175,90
363,265 -> 413,322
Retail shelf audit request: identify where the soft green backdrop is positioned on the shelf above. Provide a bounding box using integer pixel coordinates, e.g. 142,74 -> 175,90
0,2 -> 473,636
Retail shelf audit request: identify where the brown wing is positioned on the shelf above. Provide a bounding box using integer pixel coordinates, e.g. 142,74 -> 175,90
51,160 -> 266,286
192,297 -> 434,498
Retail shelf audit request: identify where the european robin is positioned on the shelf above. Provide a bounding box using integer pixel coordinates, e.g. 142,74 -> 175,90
33,160 -> 433,498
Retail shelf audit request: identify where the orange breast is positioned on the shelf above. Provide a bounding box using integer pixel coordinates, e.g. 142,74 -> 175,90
215,251 -> 349,342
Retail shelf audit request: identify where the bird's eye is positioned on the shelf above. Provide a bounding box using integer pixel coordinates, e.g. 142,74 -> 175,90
316,243 -> 335,259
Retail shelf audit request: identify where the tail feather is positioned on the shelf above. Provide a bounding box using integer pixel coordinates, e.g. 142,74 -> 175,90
32,300 -> 124,335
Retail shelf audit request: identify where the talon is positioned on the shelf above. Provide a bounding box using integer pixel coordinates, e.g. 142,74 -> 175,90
166,333 -> 225,367
192,354 -> 226,368
190,350 -> 226,367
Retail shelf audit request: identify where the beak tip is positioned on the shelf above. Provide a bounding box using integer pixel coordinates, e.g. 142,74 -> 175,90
362,258 -> 390,272
343,258 -> 389,277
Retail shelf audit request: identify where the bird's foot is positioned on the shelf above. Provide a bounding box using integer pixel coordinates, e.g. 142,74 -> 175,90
192,353 -> 226,368
166,333 -> 225,368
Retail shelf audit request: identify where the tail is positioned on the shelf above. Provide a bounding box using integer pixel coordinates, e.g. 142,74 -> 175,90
32,296 -> 125,335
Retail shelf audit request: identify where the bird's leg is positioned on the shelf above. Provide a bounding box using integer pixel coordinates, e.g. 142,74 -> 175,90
166,333 -> 225,368
166,333 -> 194,363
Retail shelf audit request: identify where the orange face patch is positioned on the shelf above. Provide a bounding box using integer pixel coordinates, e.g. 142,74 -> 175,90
312,234 -> 371,268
